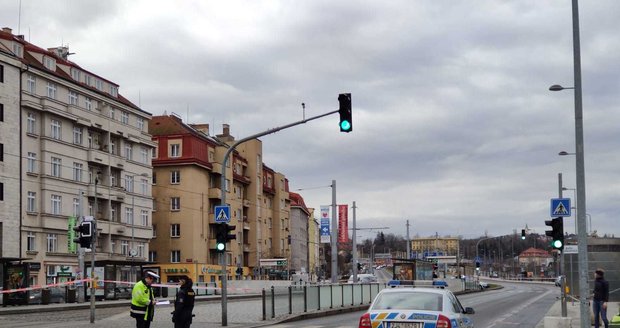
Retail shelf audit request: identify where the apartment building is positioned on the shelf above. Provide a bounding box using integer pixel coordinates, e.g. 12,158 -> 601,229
411,236 -> 460,258
289,192 -> 309,274
149,116 -> 291,283
0,27 -> 154,288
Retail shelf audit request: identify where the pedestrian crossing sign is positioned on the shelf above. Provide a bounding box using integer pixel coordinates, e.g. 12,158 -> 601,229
550,198 -> 571,217
214,205 -> 231,223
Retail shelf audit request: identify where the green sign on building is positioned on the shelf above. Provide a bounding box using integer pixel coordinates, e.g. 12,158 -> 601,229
68,216 -> 77,253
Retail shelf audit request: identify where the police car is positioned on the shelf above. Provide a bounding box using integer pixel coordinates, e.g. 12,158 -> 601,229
358,287 -> 475,328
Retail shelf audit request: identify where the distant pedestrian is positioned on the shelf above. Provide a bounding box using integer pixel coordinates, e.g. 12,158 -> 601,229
131,270 -> 159,328
172,275 -> 195,328
593,268 -> 609,328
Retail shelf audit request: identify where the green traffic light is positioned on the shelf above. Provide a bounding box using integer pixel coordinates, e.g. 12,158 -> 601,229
216,242 -> 225,251
340,120 -> 351,131
552,240 -> 563,249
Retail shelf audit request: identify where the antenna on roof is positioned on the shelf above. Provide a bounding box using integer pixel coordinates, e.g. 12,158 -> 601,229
17,0 -> 22,35
301,102 -> 305,120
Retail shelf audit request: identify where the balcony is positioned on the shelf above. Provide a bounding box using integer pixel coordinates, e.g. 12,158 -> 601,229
87,148 -> 110,166
208,188 -> 221,199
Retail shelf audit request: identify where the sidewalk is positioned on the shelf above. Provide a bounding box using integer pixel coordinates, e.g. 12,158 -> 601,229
536,299 -> 619,327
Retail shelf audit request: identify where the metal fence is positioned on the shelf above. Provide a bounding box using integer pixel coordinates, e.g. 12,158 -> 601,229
261,283 -> 384,320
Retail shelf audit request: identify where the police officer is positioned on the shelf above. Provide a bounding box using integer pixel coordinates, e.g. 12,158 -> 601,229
130,270 -> 158,328
172,275 -> 195,328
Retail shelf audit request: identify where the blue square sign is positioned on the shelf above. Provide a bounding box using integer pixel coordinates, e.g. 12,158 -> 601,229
214,205 -> 231,223
550,198 -> 571,217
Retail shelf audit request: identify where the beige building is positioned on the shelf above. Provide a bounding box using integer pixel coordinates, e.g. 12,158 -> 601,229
411,236 -> 460,258
0,27 -> 155,288
149,116 -> 291,283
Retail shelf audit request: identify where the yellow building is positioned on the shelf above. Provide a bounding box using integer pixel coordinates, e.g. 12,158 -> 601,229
411,236 -> 459,258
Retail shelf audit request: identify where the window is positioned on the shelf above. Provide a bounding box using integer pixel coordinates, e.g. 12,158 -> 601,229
170,224 -> 180,237
27,152 -> 36,173
141,210 -> 148,226
171,250 -> 181,263
149,251 -> 157,262
46,82 -> 57,99
140,178 -> 148,195
12,42 -> 23,58
84,74 -> 91,86
0,103 -> 3,122
121,240 -> 128,255
124,175 -> 134,193
137,243 -> 145,257
27,232 -> 36,251
125,143 -> 132,160
152,224 -> 157,238
46,234 -> 58,252
170,143 -> 180,157
70,68 -> 81,81
109,107 -> 115,119
27,191 -> 36,212
73,126 -> 82,145
43,56 -> 56,71
137,117 -> 144,130
51,194 -> 61,215
171,197 -> 180,211
73,162 -> 83,182
51,119 -> 61,140
208,150 -> 215,162
95,79 -> 103,91
85,97 -> 92,110
140,147 -> 148,164
72,198 -> 81,216
51,157 -> 61,177
68,91 -> 78,105
0,182 -> 3,200
0,144 -> 3,162
125,207 -> 134,224
121,111 -> 129,124
110,85 -> 118,97
27,113 -> 36,134
0,64 -> 2,82
152,173 -> 157,185
171,171 -> 180,184
27,74 -> 36,93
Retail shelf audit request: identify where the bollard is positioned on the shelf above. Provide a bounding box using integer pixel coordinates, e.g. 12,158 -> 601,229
271,286 -> 275,319
317,284 -> 321,310
303,285 -> 307,313
261,288 -> 266,321
288,286 -> 292,315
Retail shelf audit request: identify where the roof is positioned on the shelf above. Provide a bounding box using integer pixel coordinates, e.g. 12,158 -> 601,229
377,287 -> 450,295
0,28 -> 145,113
289,192 -> 310,215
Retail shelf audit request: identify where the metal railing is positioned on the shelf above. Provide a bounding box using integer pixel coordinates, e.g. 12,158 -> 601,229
262,283 -> 384,320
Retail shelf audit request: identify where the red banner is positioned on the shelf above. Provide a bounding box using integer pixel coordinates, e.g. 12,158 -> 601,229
338,205 -> 349,243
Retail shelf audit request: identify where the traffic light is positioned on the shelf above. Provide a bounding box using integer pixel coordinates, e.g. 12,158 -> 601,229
338,93 -> 352,132
215,224 -> 227,252
521,229 -> 526,240
545,217 -> 564,250
357,262 -> 362,271
475,261 -> 480,270
225,224 -> 236,243
73,220 -> 93,248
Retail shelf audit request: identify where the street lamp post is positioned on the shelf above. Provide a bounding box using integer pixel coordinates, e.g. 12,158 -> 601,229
549,1 -> 589,325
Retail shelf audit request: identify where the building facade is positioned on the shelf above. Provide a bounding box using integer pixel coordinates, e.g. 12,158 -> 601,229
149,116 -> 291,282
289,192 -> 309,274
0,27 -> 154,288
411,236 -> 460,258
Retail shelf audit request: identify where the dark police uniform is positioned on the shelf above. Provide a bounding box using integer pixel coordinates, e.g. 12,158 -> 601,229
172,277 -> 195,328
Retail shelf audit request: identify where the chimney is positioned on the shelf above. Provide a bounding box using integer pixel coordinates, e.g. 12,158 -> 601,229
190,123 -> 210,135
2,27 -> 12,34
216,124 -> 235,142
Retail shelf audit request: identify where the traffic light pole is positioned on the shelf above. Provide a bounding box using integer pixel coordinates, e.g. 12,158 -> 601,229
219,108 -> 339,326
558,173 -> 567,317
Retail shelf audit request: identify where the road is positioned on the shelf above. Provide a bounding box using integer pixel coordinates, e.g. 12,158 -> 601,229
263,281 -> 558,328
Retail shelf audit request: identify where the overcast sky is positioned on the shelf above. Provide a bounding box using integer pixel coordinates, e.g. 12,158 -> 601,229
3,0 -> 619,241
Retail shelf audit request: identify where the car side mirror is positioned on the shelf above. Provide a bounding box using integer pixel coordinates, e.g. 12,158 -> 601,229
464,307 -> 475,314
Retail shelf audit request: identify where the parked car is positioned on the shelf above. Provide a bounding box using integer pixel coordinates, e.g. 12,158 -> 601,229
348,274 -> 378,284
28,287 -> 66,304
479,281 -> 489,289
358,287 -> 475,328
555,275 -> 564,287
113,286 -> 132,299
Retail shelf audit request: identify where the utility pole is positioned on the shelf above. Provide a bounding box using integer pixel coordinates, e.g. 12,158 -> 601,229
406,220 -> 411,259
351,201 -> 357,282
558,173 -> 567,317
330,180 -> 338,283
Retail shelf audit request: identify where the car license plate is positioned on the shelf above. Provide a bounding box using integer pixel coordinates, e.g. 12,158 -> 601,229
389,322 -> 422,328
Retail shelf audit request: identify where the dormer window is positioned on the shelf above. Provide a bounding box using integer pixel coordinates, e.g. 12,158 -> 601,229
12,43 -> 23,58
70,68 -> 81,81
84,74 -> 91,86
43,56 -> 56,71
110,86 -> 118,97
95,79 -> 103,90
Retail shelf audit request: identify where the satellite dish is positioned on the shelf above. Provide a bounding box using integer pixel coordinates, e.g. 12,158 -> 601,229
130,249 -> 137,257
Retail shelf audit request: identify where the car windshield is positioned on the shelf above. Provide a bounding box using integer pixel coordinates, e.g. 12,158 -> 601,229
371,292 -> 443,311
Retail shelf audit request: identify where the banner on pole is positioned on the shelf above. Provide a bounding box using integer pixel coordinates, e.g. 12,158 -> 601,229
320,206 -> 330,243
338,205 -> 349,243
